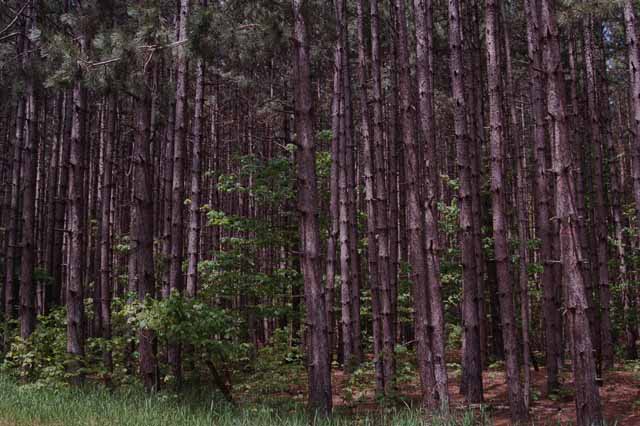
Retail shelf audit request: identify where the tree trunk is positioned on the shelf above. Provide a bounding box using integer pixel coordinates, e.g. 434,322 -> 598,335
413,0 -> 448,410
99,92 -> 115,371
387,9 -> 400,348
131,62 -> 159,391
523,0 -> 561,392
67,38 -> 88,384
582,16 -> 614,370
44,92 -> 64,314
169,0 -> 190,384
370,0 -> 396,396
292,0 -> 332,416
19,1 -> 38,338
539,1 -> 603,424
4,18 -> 27,329
355,0 -> 384,395
393,0 -> 439,409
332,0 -> 354,371
326,73 -> 338,361
448,0 -> 483,403
331,0 -> 352,371
187,41 -> 205,298
465,0 -> 487,368
623,0 -> 640,363
503,7 -> 532,410
342,29 -> 362,366
485,0 -> 526,419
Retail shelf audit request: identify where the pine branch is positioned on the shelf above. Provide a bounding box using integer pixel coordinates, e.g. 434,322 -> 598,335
0,1 -> 28,36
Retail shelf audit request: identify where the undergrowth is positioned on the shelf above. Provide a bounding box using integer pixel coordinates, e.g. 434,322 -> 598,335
0,374 -> 491,426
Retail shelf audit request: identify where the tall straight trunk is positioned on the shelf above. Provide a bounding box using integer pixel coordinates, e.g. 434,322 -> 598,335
625,0 -> 640,239
57,91 -> 72,304
338,101 -> 353,368
623,0 -> 640,361
393,0 -> 438,409
36,102 -> 48,316
6,97 -> 23,326
187,44 -> 205,298
567,35 -> 597,366
326,71 -> 339,362
332,0 -> 353,369
448,0 -> 483,403
342,32 -> 362,366
355,0 -> 383,394
87,121 -> 99,330
523,0 -> 560,391
582,16 -> 613,370
292,0 -> 332,416
612,99 -> 636,359
19,1 -> 38,339
387,12 -> 400,345
539,1 -> 603,424
161,103 -> 175,299
466,0 -> 487,367
413,0 -> 448,410
131,65 -> 158,391
485,0 -> 526,420
67,40 -> 88,383
44,92 -> 64,313
570,31 -> 604,369
503,9 -> 532,410
19,64 -> 37,339
597,30 -> 634,361
169,0 -> 190,383
99,92 -> 115,371
515,117 -> 532,410
4,17 -> 26,325
370,0 -> 395,395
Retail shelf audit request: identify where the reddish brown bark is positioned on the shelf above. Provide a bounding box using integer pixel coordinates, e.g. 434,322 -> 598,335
582,16 -> 614,370
448,0 -> 483,403
168,0 -> 190,383
393,0 -> 439,409
99,92 -> 115,371
67,35 -> 89,383
292,0 -> 332,416
540,0 -> 603,424
523,0 -> 561,391
413,0 -> 448,410
485,0 -> 526,419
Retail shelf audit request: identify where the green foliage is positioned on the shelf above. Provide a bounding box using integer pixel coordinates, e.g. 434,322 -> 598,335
396,261 -> 415,331
394,344 -> 418,385
1,309 -> 67,385
0,371 -> 493,425
1,303 -> 136,387
487,360 -> 505,371
216,154 -> 295,206
33,268 -> 54,286
437,199 -> 463,324
129,293 -> 240,354
202,153 -> 302,344
446,324 -> 463,353
235,328 -> 306,406
342,361 -> 377,405
548,386 -> 575,402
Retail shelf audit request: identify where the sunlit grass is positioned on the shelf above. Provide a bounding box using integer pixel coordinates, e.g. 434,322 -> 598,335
0,375 -> 491,426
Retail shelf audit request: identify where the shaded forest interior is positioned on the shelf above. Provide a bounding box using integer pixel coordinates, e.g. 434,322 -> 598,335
2,0 -> 640,425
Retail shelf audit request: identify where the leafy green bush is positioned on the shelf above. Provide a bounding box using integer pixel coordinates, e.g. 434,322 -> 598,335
2,308 -> 70,385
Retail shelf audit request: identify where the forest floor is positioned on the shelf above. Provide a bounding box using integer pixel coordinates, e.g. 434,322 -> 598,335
327,364 -> 640,425
0,363 -> 638,425
475,367 -> 640,425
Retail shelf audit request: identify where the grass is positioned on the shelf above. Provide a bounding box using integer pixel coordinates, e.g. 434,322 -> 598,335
0,375 -> 489,426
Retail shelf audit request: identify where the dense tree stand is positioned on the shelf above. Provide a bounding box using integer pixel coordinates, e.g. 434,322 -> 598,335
1,1 -> 638,424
